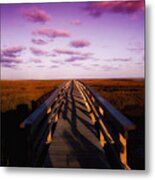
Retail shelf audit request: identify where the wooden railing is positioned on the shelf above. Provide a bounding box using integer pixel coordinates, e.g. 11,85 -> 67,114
75,80 -> 136,169
20,81 -> 71,166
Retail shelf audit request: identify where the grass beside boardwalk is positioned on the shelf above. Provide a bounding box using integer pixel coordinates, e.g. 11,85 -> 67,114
0,80 -> 65,112
0,79 -> 144,114
83,78 -> 144,113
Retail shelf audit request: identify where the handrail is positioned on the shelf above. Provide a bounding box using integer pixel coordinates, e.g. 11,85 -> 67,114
20,81 -> 71,166
21,82 -> 67,127
77,80 -> 136,136
75,80 -> 136,169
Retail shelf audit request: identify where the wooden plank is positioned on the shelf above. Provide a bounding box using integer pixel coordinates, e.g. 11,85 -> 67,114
43,81 -> 110,168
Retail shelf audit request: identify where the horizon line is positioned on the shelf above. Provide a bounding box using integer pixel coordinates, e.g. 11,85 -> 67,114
0,77 -> 145,81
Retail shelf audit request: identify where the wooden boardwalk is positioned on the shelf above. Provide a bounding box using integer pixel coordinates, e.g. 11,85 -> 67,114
43,81 -> 110,168
21,80 -> 135,169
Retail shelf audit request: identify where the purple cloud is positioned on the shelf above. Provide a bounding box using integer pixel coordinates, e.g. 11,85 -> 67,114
65,51 -> 92,62
82,66 -> 91,70
30,47 -> 48,56
112,58 -> 131,62
1,63 -> 17,69
1,46 -> 25,58
65,56 -> 85,62
36,65 -> 45,68
21,7 -> 51,23
127,47 -> 144,52
135,61 -> 144,65
85,0 -> 144,17
70,19 -> 81,25
65,55 -> 89,62
31,39 -> 47,45
50,65 -> 59,68
101,65 -> 118,71
47,53 -> 57,57
50,60 -> 65,65
1,46 -> 24,69
1,57 -> 22,64
31,58 -> 42,63
70,40 -> 90,48
127,40 -> 144,53
91,63 -> 100,67
33,28 -> 70,39
1,56 -> 23,69
54,48 -> 80,55
51,60 -> 60,64
54,49 -> 93,58
104,57 -> 131,62
71,63 -> 82,67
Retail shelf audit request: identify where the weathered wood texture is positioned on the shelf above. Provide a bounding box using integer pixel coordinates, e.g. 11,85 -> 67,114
44,81 -> 110,168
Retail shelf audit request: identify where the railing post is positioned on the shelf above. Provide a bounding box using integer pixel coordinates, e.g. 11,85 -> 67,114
119,132 -> 130,169
99,129 -> 106,148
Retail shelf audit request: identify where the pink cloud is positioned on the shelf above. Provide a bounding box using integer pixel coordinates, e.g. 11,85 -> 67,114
70,19 -> 81,25
1,63 -> 17,69
127,47 -> 144,52
1,57 -> 22,64
71,63 -> 82,67
65,52 -> 92,62
33,28 -> 70,39
54,48 -> 80,55
104,57 -> 131,62
85,0 -> 144,17
127,41 -> 144,53
31,39 -> 47,45
70,40 -> 90,48
31,58 -> 42,63
112,58 -> 131,62
21,7 -> 51,23
1,46 -> 24,68
50,65 -> 59,68
1,56 -> 23,69
1,46 -> 25,58
50,60 -> 65,65
65,56 -> 86,62
30,47 -> 48,56
36,65 -> 45,68
101,65 -> 118,71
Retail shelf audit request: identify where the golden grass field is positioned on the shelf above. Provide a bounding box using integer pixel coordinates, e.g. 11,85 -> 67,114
0,80 -> 65,112
83,79 -> 144,120
0,79 -> 144,115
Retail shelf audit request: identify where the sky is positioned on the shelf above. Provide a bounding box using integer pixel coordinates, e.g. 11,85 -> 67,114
0,0 -> 145,80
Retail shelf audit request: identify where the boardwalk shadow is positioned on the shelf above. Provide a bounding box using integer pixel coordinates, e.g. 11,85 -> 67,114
62,130 -> 108,169
1,88 -> 57,167
45,81 -> 108,168
62,82 -> 98,138
1,104 -> 30,166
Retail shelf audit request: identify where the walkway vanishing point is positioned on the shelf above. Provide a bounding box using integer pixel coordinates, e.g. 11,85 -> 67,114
20,80 -> 136,169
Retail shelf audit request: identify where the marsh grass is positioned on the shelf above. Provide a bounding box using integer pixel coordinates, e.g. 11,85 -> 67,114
83,78 -> 144,112
0,79 -> 144,114
0,80 -> 65,112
